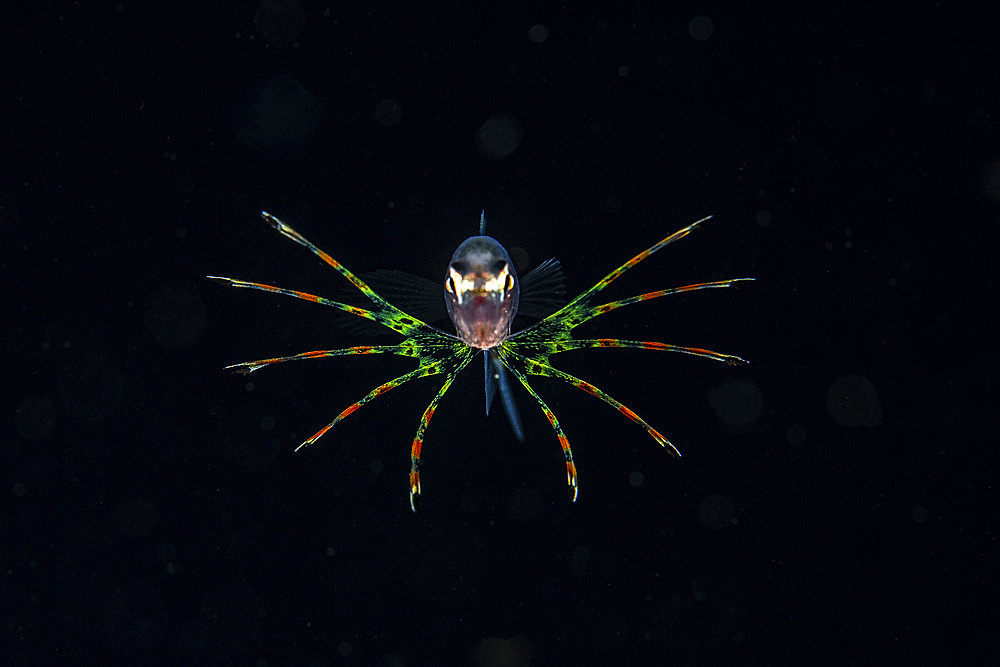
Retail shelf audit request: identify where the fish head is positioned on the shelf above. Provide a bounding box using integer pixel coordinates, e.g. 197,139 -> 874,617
444,235 -> 519,349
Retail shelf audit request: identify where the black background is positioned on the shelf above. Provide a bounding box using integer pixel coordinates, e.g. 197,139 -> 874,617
4,2 -> 997,664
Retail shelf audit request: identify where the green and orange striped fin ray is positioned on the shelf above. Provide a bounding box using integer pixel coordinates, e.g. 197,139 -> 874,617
408,354 -> 476,511
206,275 -> 386,324
293,366 -> 432,453
539,215 -> 713,326
206,275 -> 435,337
494,347 -> 579,502
261,211 -> 414,322
291,344 -> 473,454
563,278 -> 756,330
285,338 -> 472,453
209,212 -> 440,337
506,348 -> 682,458
223,344 -> 414,375
535,338 -> 749,366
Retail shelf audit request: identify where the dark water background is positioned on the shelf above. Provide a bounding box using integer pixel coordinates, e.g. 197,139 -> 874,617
4,3 -> 996,664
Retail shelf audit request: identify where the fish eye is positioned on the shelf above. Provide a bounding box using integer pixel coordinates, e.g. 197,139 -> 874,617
445,277 -> 456,293
505,274 -> 514,291
450,261 -> 467,274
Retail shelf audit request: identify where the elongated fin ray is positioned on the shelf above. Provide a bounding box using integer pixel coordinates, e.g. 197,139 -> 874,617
409,353 -> 475,511
566,278 -> 755,329
208,276 -> 383,325
550,339 -> 749,366
262,212 -> 404,316
497,350 -> 579,501
546,215 -> 712,322
511,350 -> 682,458
294,366 -> 433,452
225,344 -> 411,375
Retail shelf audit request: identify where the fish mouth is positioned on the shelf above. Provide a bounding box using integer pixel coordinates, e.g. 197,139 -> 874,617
453,296 -> 511,349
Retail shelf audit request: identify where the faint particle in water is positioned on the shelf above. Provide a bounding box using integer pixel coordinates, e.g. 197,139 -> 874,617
337,641 -> 352,656
707,378 -> 763,432
13,482 -> 27,497
827,374 -> 882,427
476,113 -> 524,160
912,506 -> 929,523
528,24 -> 549,43
14,397 -> 57,440
688,15 -> 714,40
374,99 -> 403,126
754,209 -> 773,228
144,286 -> 207,350
699,494 -> 735,530
629,471 -> 644,487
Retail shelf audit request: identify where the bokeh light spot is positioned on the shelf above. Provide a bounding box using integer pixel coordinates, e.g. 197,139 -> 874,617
374,99 -> 403,126
236,75 -> 322,157
688,15 -> 714,40
707,378 -> 763,432
528,24 -> 549,43
827,374 -> 882,427
476,113 -> 524,160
